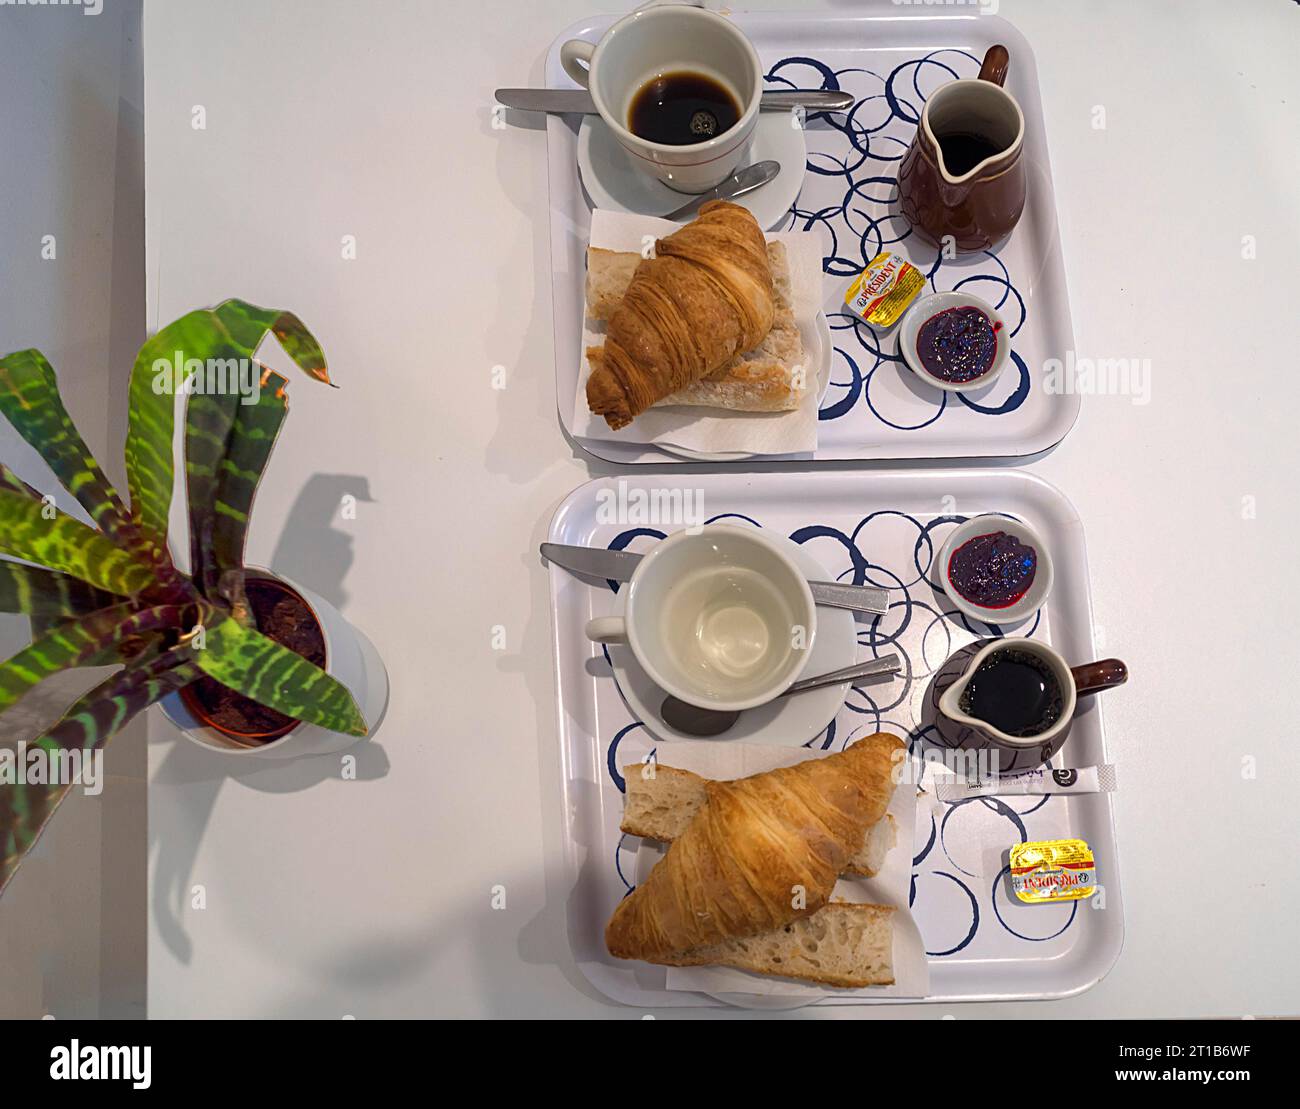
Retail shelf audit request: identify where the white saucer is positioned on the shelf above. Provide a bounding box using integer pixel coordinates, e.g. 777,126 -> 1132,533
658,310 -> 833,463
577,110 -> 807,230
606,531 -> 859,746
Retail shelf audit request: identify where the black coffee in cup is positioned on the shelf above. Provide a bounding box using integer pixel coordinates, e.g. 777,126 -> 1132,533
959,647 -> 1062,738
628,71 -> 741,145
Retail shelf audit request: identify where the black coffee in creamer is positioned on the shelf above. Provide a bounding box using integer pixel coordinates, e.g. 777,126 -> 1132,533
959,648 -> 1062,738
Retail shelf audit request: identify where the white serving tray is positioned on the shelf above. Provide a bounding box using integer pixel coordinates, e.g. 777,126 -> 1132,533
545,9 -> 1078,463
547,470 -> 1123,1006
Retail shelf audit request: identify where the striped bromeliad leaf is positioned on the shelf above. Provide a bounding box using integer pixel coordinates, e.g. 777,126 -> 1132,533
0,560 -> 119,617
190,306 -> 325,595
0,649 -> 202,896
0,463 -> 90,535
125,300 -> 330,558
185,364 -> 291,597
211,299 -> 331,386
185,375 -> 247,598
0,602 -> 194,714
195,613 -> 367,737
125,309 -> 238,560
205,370 -> 289,590
0,488 -> 155,596
0,349 -> 136,552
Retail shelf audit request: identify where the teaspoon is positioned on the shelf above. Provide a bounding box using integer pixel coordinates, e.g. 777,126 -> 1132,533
661,652 -> 902,737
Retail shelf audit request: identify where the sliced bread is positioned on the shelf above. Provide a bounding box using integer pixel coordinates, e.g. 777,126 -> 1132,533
660,903 -> 896,988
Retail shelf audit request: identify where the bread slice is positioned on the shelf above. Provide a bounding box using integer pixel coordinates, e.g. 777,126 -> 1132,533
621,763 -> 707,837
585,240 -> 806,413
622,762 -> 898,877
584,247 -> 642,320
661,903 -> 895,988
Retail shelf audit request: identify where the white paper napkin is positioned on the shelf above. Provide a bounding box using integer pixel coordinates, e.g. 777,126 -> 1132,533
629,740 -> 930,1002
571,209 -> 825,456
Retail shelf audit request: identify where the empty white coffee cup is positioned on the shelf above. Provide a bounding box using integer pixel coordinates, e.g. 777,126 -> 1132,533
585,525 -> 816,711
560,5 -> 762,194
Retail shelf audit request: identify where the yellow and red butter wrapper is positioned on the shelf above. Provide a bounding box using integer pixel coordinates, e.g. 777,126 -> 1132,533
844,251 -> 924,328
1010,838 -> 1097,903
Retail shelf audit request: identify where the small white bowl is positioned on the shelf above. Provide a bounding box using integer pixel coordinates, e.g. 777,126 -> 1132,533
899,291 -> 1010,393
937,515 -> 1053,626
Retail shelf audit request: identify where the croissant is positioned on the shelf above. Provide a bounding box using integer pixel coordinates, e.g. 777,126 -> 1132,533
586,200 -> 776,430
606,732 -> 904,963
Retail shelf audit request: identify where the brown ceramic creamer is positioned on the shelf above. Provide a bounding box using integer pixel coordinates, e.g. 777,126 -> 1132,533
897,45 -> 1026,253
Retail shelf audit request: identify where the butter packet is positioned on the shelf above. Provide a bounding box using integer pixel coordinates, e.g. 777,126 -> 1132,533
1009,838 -> 1097,903
844,251 -> 924,328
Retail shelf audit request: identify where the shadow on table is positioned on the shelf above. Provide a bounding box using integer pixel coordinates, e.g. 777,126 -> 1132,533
211,474 -> 621,1015
148,471 -> 388,966
244,850 -> 615,1018
482,77 -> 577,488
267,473 -> 375,610
148,736 -> 391,966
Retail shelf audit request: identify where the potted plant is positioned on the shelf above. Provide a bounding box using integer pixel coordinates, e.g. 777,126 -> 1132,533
0,299 -> 384,897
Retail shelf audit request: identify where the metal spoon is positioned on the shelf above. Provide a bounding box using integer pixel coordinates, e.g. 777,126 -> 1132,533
661,652 -> 902,737
663,160 -> 779,220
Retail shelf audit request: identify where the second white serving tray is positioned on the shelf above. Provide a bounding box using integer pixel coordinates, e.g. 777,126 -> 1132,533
545,8 -> 1078,463
547,469 -> 1123,1007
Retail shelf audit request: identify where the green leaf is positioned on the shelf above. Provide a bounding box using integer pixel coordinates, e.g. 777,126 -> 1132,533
195,613 -> 367,736
0,489 -> 155,596
126,300 -> 331,558
0,602 -> 189,714
209,370 -> 289,582
0,560 -> 119,617
185,383 -> 245,597
0,349 -> 136,550
125,310 -> 235,558
211,299 -> 331,386
0,650 -> 200,896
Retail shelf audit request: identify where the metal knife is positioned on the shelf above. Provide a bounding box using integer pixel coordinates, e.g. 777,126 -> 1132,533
541,542 -> 889,616
495,88 -> 854,115
663,160 -> 779,220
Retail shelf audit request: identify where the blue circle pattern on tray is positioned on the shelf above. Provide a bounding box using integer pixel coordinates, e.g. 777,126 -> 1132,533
763,50 -> 1031,429
598,512 -> 1074,957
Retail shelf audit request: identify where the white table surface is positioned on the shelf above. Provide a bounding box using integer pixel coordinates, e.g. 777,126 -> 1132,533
142,0 -> 1300,1018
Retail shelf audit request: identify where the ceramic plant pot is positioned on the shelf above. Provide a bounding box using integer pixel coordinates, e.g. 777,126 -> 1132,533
160,571 -> 388,760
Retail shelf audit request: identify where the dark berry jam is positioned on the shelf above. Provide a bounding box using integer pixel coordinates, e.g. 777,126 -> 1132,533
915,305 -> 1000,383
947,530 -> 1036,609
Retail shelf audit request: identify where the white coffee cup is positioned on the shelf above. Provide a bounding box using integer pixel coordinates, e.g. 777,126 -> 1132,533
585,525 -> 816,711
560,5 -> 762,194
